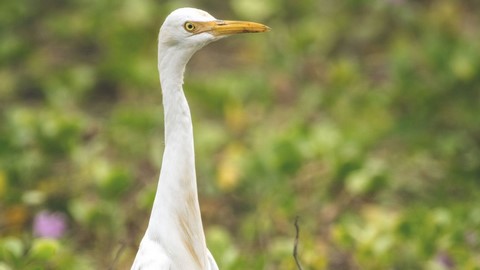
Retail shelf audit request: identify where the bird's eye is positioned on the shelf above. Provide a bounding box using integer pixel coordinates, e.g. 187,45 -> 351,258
184,22 -> 196,32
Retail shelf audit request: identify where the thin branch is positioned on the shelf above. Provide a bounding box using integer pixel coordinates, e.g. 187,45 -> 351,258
293,216 -> 303,270
109,241 -> 127,270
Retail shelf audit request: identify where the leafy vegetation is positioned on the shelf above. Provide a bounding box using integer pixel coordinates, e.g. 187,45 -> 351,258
1,0 -> 479,269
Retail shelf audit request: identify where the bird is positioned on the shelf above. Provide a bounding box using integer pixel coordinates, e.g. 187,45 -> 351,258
131,8 -> 269,270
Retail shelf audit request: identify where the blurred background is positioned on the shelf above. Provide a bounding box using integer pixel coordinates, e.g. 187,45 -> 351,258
1,0 -> 479,269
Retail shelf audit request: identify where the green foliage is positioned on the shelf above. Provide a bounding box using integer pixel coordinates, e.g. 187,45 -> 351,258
1,0 -> 480,269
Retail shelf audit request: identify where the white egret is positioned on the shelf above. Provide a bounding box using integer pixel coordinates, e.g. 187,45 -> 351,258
131,8 -> 269,270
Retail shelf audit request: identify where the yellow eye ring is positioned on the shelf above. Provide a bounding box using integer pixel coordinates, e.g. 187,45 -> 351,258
184,22 -> 196,32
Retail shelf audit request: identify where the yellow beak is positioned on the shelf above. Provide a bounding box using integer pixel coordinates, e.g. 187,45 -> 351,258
193,20 -> 270,36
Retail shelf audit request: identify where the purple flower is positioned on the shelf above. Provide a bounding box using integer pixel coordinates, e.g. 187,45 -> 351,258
436,251 -> 455,269
33,211 -> 67,239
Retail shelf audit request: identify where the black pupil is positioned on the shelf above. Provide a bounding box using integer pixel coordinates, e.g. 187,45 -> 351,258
187,23 -> 193,29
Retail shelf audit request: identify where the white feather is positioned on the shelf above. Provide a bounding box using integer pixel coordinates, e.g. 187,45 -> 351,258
131,7 -> 268,269
132,8 -> 219,270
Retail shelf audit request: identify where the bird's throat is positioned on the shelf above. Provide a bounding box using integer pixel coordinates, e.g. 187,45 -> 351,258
143,46 -> 209,268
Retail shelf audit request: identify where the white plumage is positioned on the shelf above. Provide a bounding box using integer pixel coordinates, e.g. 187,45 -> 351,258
131,8 -> 268,270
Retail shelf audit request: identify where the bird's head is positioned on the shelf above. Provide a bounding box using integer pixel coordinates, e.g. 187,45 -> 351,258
159,8 -> 269,54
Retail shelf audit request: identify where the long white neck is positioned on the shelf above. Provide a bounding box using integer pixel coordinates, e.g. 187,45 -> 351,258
141,44 -> 208,269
